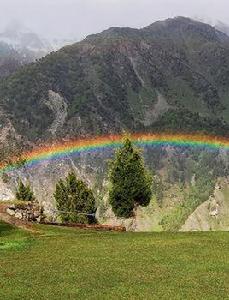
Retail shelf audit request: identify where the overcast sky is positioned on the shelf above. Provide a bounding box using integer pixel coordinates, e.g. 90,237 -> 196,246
0,0 -> 229,39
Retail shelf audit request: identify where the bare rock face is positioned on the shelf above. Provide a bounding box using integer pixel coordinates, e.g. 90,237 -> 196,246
1,151 -> 106,220
15,211 -> 23,220
98,192 -> 159,232
44,90 -> 68,137
181,178 -> 229,231
6,207 -> 15,216
100,206 -> 137,231
0,178 -> 15,201
0,108 -> 23,145
143,92 -> 170,126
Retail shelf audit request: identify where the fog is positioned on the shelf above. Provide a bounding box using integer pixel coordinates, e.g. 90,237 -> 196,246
0,0 -> 228,39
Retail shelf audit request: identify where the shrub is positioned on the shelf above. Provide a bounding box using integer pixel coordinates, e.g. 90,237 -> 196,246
15,179 -> 35,202
54,172 -> 96,224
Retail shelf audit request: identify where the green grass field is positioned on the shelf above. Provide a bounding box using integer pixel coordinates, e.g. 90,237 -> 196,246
0,221 -> 229,300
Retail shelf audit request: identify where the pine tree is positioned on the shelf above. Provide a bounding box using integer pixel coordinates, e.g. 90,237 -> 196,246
16,179 -> 35,202
109,138 -> 152,218
54,172 -> 96,224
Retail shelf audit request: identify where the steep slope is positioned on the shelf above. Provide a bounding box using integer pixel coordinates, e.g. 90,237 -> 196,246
215,21 -> 229,37
0,17 -> 229,142
0,42 -> 28,78
181,178 -> 229,231
0,22 -> 51,79
0,17 -> 229,231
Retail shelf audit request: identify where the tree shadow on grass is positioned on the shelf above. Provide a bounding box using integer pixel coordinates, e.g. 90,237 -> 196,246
0,221 -> 16,237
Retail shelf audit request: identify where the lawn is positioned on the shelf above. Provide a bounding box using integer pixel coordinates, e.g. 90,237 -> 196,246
0,221 -> 229,300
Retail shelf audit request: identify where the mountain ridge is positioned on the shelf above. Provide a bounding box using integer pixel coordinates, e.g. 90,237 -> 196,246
1,17 -> 229,143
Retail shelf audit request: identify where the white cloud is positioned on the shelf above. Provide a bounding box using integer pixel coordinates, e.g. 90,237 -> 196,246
0,0 -> 228,39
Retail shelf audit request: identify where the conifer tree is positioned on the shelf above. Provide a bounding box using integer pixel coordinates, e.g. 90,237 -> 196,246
54,172 -> 96,224
109,138 -> 152,218
16,179 -> 35,202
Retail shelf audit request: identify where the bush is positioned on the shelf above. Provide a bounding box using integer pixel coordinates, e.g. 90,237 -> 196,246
54,172 -> 97,224
15,179 -> 35,202
109,138 -> 152,218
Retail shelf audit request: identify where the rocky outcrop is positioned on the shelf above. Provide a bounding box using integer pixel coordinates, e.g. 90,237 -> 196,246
45,90 -> 68,137
6,202 -> 44,223
143,92 -> 170,126
0,108 -> 21,144
0,182 -> 15,201
181,178 -> 229,231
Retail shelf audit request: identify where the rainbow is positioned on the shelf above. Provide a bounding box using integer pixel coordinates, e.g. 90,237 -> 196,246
1,133 -> 229,174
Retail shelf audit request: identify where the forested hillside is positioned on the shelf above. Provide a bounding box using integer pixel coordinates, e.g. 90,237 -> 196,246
0,17 -> 229,141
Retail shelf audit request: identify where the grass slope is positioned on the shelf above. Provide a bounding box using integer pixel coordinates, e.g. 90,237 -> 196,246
1,222 -> 229,299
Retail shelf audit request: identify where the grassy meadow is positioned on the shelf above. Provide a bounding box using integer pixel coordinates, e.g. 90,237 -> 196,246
0,221 -> 229,299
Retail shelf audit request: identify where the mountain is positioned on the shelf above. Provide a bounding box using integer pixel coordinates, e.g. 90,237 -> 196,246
0,22 -> 51,78
0,42 -> 25,77
215,21 -> 229,37
0,17 -> 229,142
0,17 -> 228,231
0,21 -> 52,58
0,21 -> 77,78
0,21 -> 78,59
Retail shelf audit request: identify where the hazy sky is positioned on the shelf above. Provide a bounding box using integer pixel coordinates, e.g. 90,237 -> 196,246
0,0 -> 229,39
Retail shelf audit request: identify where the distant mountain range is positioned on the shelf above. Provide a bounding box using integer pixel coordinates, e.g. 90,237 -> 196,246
0,21 -> 77,78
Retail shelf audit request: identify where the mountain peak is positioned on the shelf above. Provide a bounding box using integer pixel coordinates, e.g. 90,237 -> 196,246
144,16 -> 209,30
142,16 -> 228,43
86,26 -> 139,41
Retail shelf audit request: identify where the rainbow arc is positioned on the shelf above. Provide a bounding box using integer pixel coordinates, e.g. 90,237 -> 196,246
1,133 -> 229,173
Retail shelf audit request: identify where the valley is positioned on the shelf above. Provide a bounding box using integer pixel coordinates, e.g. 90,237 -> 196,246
0,17 -> 229,232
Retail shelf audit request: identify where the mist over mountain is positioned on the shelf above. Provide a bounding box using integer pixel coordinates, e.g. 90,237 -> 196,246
2,0 -> 229,41
0,21 -> 77,78
215,21 -> 229,37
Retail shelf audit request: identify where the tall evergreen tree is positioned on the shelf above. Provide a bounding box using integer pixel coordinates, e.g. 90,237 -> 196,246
54,172 -> 96,224
109,138 -> 152,218
16,179 -> 35,202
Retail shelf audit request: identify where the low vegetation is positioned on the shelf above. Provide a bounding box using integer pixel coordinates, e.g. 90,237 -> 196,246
15,179 -> 35,202
54,172 -> 96,224
0,222 -> 228,299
